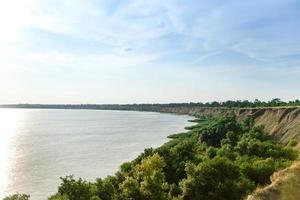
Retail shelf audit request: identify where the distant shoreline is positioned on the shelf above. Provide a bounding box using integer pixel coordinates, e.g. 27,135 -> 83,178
1,103 -> 299,113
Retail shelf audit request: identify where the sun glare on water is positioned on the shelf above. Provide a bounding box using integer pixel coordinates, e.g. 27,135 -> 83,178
0,109 -> 22,198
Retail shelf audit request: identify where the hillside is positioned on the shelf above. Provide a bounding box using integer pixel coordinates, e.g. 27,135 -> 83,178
158,107 -> 300,149
159,106 -> 300,200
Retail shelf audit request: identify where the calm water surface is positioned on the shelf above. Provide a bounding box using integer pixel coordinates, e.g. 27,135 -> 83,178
0,109 -> 193,199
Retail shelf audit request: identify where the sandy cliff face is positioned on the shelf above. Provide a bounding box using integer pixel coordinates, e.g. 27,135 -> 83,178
235,107 -> 300,148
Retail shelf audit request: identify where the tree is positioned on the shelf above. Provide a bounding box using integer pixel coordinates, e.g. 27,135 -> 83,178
94,177 -> 117,200
270,98 -> 283,106
225,131 -> 240,146
180,157 -> 254,200
199,115 -> 241,147
120,177 -> 142,200
240,158 -> 276,185
55,175 -> 92,200
134,153 -> 169,200
48,193 -> 69,200
206,146 -> 217,159
242,116 -> 254,131
3,194 -> 30,200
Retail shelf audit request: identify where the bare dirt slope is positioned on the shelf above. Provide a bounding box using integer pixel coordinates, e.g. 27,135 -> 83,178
236,107 -> 300,148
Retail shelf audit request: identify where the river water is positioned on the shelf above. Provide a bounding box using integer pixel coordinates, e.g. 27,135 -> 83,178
0,108 -> 193,199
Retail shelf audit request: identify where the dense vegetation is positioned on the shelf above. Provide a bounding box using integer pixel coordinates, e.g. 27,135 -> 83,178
5,114 -> 297,200
1,98 -> 300,111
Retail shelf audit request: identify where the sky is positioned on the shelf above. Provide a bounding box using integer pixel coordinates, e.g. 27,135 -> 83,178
0,0 -> 299,104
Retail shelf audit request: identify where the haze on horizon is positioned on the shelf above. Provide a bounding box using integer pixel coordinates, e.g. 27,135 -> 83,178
0,0 -> 299,104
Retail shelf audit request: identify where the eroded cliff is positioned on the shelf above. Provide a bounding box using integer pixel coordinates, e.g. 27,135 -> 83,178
159,106 -> 300,149
158,106 -> 300,200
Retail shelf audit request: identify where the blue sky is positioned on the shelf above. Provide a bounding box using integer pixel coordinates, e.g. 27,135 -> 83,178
0,0 -> 299,103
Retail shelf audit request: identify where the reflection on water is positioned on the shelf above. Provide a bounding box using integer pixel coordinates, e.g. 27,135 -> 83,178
0,109 -> 193,199
0,109 -> 22,198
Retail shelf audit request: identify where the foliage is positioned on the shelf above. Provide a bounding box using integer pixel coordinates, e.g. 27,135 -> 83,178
48,175 -> 92,200
3,194 -> 30,200
134,153 -> 169,200
180,157 -> 255,200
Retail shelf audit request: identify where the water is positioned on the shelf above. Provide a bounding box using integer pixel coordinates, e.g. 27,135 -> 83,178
0,108 -> 193,199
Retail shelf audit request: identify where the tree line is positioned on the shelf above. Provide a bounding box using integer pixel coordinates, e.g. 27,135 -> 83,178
1,98 -> 300,111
